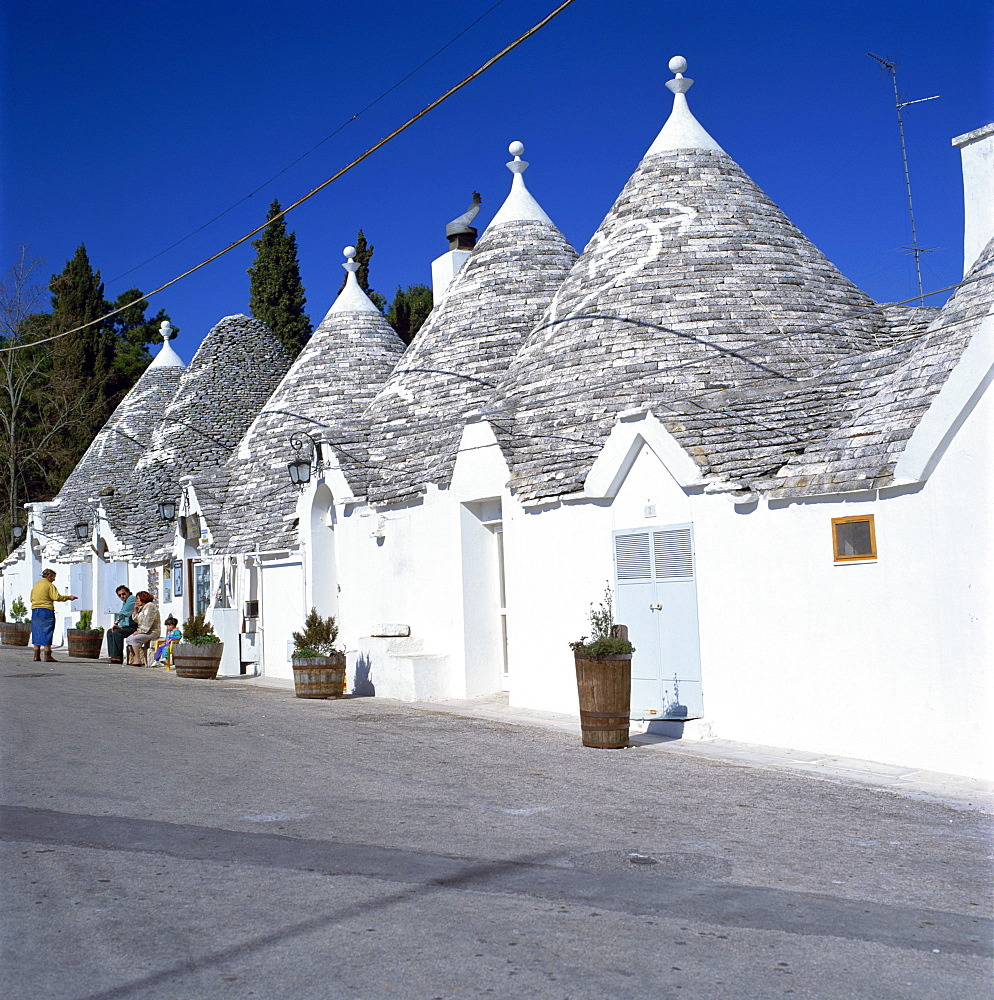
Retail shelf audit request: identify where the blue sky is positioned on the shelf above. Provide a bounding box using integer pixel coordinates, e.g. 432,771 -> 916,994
2,1 -> 991,357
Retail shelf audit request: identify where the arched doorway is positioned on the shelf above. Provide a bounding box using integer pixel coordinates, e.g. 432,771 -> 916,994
308,483 -> 338,618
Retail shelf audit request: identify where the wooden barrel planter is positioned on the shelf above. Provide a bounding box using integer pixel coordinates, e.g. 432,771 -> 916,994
574,653 -> 632,749
292,655 -> 346,699
67,629 -> 104,658
0,622 -> 31,647
172,642 -> 223,679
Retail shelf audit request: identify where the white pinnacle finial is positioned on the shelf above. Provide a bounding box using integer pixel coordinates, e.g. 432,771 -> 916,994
506,140 -> 528,176
666,55 -> 693,95
148,319 -> 185,368
327,243 -> 379,313
643,54 -> 724,156
483,138 -> 553,231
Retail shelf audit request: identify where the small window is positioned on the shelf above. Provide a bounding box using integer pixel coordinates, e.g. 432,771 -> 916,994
832,515 -> 876,562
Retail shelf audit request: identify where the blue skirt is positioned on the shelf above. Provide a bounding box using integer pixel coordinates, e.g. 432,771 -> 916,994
31,608 -> 55,646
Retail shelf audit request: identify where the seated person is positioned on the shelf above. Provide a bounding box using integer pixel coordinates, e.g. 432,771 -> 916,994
154,617 -> 182,663
125,591 -> 161,665
106,586 -> 137,663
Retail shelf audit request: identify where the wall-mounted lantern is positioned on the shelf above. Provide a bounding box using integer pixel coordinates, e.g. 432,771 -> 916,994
157,499 -> 177,522
74,520 -> 90,541
287,431 -> 324,486
11,524 -> 25,542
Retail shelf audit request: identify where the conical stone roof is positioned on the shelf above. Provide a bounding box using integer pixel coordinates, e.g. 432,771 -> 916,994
218,255 -> 406,552
108,314 -> 294,560
495,57 -> 898,501
365,143 -> 577,506
39,339 -> 186,561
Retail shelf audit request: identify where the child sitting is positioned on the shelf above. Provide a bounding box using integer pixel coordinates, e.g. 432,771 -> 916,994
154,616 -> 183,664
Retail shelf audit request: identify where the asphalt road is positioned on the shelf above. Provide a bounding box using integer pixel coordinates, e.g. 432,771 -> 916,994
1,648 -> 991,1000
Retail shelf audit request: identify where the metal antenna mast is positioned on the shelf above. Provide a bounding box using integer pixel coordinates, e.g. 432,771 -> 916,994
867,53 -> 939,305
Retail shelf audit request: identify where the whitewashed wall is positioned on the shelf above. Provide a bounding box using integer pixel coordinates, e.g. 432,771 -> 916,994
693,389 -> 991,780
225,385 -> 990,780
496,400 -> 991,780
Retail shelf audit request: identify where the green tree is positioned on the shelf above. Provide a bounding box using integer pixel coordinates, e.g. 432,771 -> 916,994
340,229 -> 387,312
50,244 -> 113,376
248,199 -> 312,355
47,244 -> 117,480
387,284 -> 433,344
43,246 -> 171,487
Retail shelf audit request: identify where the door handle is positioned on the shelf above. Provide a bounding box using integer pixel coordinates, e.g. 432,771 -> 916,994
649,603 -> 662,611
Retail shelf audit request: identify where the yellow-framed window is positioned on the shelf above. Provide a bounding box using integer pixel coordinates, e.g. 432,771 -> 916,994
832,515 -> 876,562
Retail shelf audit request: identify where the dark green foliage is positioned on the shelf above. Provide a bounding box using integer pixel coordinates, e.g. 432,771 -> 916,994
292,607 -> 341,656
570,635 -> 635,658
49,245 -> 110,368
340,229 -> 387,312
0,245 -> 173,540
248,200 -> 312,355
387,284 -> 433,344
182,610 -> 220,645
74,610 -> 102,632
46,245 -> 170,484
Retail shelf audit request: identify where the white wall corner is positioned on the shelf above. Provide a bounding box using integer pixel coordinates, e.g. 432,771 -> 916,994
892,311 -> 994,485
952,123 -> 994,278
431,249 -> 472,303
583,411 -> 704,499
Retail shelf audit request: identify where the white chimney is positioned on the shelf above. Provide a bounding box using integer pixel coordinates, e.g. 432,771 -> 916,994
952,123 -> 994,276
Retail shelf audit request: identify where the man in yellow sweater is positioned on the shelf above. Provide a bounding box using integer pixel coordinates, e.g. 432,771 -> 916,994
30,569 -> 77,662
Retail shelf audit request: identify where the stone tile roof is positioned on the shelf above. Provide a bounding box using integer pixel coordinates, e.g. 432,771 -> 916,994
364,171 -> 577,506
106,314 -> 294,561
39,364 -> 185,562
494,93 -> 928,502
761,238 -> 994,497
216,294 -> 405,552
572,242 -> 991,500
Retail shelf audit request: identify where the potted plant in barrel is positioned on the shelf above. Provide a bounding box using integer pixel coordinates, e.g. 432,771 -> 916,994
67,610 -> 105,659
291,608 -> 346,698
570,585 -> 634,749
0,596 -> 31,646
172,610 -> 224,679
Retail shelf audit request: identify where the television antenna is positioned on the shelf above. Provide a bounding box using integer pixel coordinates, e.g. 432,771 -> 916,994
867,53 -> 939,305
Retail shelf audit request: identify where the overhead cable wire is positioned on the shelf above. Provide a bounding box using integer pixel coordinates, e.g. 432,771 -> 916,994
108,0 -> 512,286
215,279 -> 986,479
0,0 -> 579,356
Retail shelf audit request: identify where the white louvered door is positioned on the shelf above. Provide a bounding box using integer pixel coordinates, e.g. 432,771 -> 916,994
613,523 -> 704,720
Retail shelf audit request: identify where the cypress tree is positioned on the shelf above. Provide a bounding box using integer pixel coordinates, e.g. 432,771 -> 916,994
48,245 -> 117,478
50,244 -> 112,377
248,200 -> 312,355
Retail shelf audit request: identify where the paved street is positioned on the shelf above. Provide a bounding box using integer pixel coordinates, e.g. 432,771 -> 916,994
1,645 -> 991,1000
